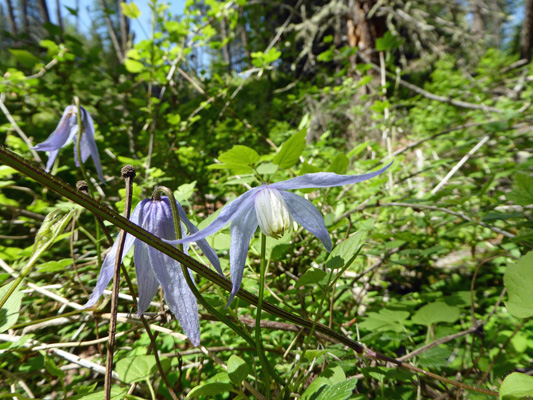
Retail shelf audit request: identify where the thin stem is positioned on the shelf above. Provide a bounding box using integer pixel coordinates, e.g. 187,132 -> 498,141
256,233 -> 271,397
0,146 -> 499,397
104,165 -> 135,400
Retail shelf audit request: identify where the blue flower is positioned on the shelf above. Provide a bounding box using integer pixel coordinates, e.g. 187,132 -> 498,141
170,162 -> 393,305
84,196 -> 222,346
33,105 -> 105,182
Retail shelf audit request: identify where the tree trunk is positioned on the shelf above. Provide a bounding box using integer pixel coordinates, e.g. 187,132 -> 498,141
348,0 -> 387,65
20,0 -> 30,33
521,0 -> 533,60
239,7 -> 251,68
221,17 -> 232,73
5,0 -> 18,35
471,0 -> 484,36
36,0 -> 51,24
55,0 -> 63,32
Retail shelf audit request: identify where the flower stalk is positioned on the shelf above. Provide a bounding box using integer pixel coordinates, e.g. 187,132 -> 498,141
104,165 -> 135,400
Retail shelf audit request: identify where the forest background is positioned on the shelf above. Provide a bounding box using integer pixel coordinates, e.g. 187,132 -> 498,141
0,0 -> 533,399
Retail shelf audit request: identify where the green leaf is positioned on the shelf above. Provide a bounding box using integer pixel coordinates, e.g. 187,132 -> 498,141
115,355 -> 168,383
359,309 -> 409,333
218,145 -> 260,166
504,251 -> 533,318
296,268 -> 327,287
315,378 -> 357,400
174,181 -> 197,203
227,355 -> 249,386
302,364 -> 346,400
186,382 -> 234,398
124,58 -> 144,73
37,258 -> 72,273
9,49 -> 40,68
327,153 -> 349,174
411,302 -> 460,326
43,352 -> 65,378
71,387 -> 127,400
120,2 -> 141,19
325,231 -> 365,270
507,173 -> 533,206
0,282 -> 23,333
376,31 -> 402,51
273,129 -> 306,169
499,372 -> 533,399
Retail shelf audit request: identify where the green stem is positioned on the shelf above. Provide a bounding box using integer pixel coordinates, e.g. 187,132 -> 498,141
257,233 -> 271,397
0,255 -> 38,309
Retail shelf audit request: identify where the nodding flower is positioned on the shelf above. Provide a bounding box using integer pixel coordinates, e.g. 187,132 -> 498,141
83,196 -> 222,346
167,161 -> 393,306
33,105 -> 105,182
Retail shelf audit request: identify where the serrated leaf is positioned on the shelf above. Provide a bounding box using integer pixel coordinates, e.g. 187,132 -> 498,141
499,372 -> 533,399
504,251 -> 533,318
507,173 -> 533,206
273,129 -> 306,169
43,353 -> 65,378
359,309 -> 409,333
186,382 -> 234,398
174,181 -> 197,203
296,268 -> 327,287
302,364 -> 346,400
115,355 -> 169,383
0,282 -> 23,333
9,49 -> 40,68
411,302 -> 460,326
121,2 -> 141,19
227,355 -> 249,386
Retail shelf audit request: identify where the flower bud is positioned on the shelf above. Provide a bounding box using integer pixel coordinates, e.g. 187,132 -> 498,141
255,187 -> 293,239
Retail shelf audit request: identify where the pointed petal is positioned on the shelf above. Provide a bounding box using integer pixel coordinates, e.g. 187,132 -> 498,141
166,187 -> 262,245
270,161 -> 393,191
82,201 -> 143,309
33,106 -> 75,152
134,242 -> 159,315
281,191 -> 332,251
44,149 -> 60,173
227,201 -> 258,307
147,246 -> 201,346
174,200 -> 223,275
81,107 -> 105,182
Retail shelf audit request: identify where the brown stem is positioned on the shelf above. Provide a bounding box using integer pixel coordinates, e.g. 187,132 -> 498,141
104,165 -> 135,400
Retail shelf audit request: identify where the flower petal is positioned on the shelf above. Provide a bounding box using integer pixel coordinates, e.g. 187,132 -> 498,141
82,202 -> 142,309
134,241 -> 160,315
174,200 -> 223,275
147,246 -> 201,346
227,201 -> 258,306
167,187 -> 262,245
33,106 -> 75,153
270,161 -> 393,191
81,107 -> 105,182
44,149 -> 60,173
281,191 -> 332,252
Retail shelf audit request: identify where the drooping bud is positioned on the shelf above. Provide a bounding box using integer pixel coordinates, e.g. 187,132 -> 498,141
254,187 -> 293,239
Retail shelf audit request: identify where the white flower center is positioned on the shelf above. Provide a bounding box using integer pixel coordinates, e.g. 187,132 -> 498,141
254,187 -> 293,239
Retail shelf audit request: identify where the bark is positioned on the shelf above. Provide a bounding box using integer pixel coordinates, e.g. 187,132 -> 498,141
55,0 -> 63,32
220,17 -> 232,73
100,0 -> 124,63
117,0 -> 129,56
5,0 -> 18,35
521,0 -> 533,60
347,0 -> 387,65
20,0 -> 30,33
471,0 -> 484,35
239,7 -> 251,68
36,0 -> 51,24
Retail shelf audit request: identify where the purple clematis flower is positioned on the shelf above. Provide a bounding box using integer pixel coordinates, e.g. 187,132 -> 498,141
83,196 -> 222,346
33,105 -> 105,182
169,161 -> 393,305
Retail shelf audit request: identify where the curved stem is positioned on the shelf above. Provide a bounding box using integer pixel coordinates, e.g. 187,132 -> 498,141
256,233 -> 271,397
